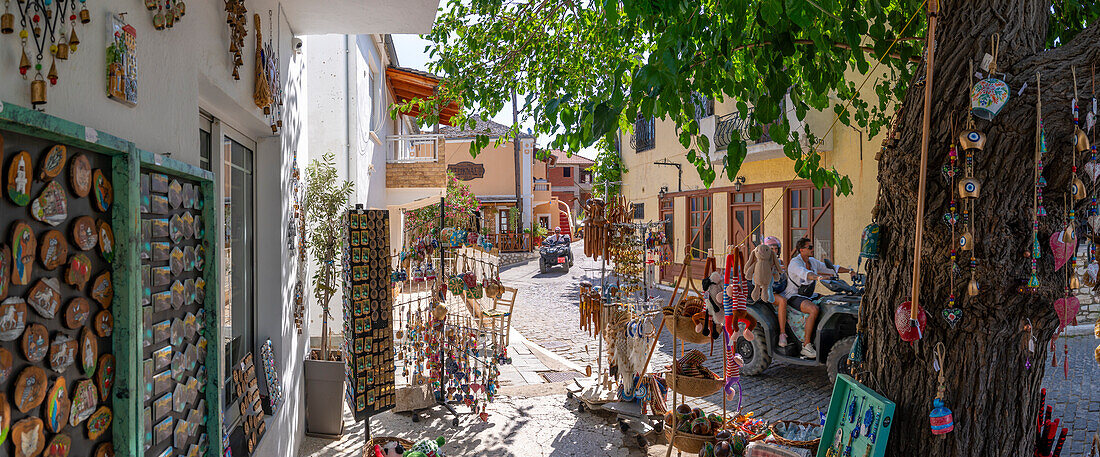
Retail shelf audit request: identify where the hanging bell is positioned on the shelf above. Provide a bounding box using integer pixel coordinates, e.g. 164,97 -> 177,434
18,49 -> 30,77
234,54 -> 243,66
860,223 -> 881,260
1076,127 -> 1091,153
229,40 -> 239,54
270,123 -> 277,134
1072,176 -> 1088,201
46,61 -> 57,85
967,279 -> 980,296
958,177 -> 981,199
263,105 -> 271,115
930,398 -> 955,435
79,7 -> 89,24
958,130 -> 987,151
144,0 -> 157,10
1070,274 -> 1081,290
30,76 -> 47,106
1,12 -> 14,34
165,10 -> 175,28
68,26 -> 79,50
56,42 -> 69,60
153,13 -> 166,30
1063,224 -> 1075,242
959,232 -> 973,251
177,2 -> 186,17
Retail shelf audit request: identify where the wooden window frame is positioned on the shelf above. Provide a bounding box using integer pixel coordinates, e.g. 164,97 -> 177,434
686,194 -> 713,260
784,183 -> 834,264
728,189 -> 764,258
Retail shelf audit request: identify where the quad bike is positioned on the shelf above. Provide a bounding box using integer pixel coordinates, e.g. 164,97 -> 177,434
538,237 -> 573,274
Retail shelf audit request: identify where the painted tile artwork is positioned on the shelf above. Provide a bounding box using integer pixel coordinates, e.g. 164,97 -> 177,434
37,145 -> 67,180
30,181 -> 68,226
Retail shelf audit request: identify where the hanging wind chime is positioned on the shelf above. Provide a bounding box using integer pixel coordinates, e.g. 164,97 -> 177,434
225,0 -> 247,80
144,0 -> 185,30
2,0 -> 90,107
941,119 -> 962,328
257,9 -> 283,133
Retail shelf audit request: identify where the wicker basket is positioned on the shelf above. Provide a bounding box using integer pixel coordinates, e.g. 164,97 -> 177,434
662,314 -> 712,344
663,428 -> 715,454
363,437 -> 414,456
665,371 -> 724,398
767,420 -> 822,449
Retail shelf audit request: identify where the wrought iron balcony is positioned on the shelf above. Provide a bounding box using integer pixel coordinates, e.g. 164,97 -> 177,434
714,110 -> 777,151
630,117 -> 655,152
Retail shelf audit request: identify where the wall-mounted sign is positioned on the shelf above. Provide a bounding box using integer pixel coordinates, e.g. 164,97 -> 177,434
448,161 -> 485,181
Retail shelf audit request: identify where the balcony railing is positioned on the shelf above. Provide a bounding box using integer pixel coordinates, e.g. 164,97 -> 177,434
714,110 -> 777,151
534,182 -> 550,192
387,134 -> 444,163
631,117 -> 655,152
489,232 -> 534,252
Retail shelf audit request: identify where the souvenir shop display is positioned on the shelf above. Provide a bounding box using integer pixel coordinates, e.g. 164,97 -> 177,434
143,0 -> 185,30
0,129 -> 116,453
106,14 -> 137,105
225,0 -> 247,81
259,339 -> 283,413
233,353 -> 266,454
138,168 -> 210,456
343,208 -> 396,420
254,10 -> 283,133
1,0 -> 91,107
1034,388 -> 1070,457
817,375 -> 894,457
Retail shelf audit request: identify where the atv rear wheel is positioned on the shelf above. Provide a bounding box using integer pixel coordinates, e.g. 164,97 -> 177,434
827,335 -> 857,383
736,326 -> 770,375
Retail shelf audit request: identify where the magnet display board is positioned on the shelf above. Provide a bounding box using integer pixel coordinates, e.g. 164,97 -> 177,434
816,375 -> 896,457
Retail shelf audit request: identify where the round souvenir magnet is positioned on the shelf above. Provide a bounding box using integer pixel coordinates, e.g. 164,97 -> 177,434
69,154 -> 91,198
0,245 -> 10,301
44,434 -> 71,457
22,323 -> 49,363
91,169 -> 112,212
0,298 -> 27,342
49,333 -> 77,373
27,277 -> 61,319
96,354 -> 114,402
31,181 -> 68,226
91,271 -> 112,308
65,253 -> 93,290
65,298 -> 92,329
80,327 -> 97,378
86,406 -> 112,440
7,151 -> 33,206
0,394 -> 9,448
168,179 -> 183,209
10,221 -> 36,285
44,376 -> 70,433
71,216 -> 98,251
96,220 -> 114,263
0,347 -> 13,384
69,379 -> 97,426
38,144 -> 67,181
13,366 -> 47,413
94,442 -> 113,457
39,230 -> 69,270
10,417 -> 44,457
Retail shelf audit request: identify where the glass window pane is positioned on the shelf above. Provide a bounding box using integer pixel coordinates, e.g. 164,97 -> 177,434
751,210 -> 761,234
813,189 -> 822,206
735,212 -> 745,227
755,192 -> 762,202
791,210 -> 800,228
790,190 -> 799,208
200,129 -> 211,171
801,210 -> 809,228
813,205 -> 833,260
822,189 -> 831,205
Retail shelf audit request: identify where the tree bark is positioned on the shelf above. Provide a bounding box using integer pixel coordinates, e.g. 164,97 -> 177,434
863,2 -> 1099,455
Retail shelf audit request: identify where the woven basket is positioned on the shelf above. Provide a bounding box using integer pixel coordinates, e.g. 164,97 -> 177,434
767,420 -> 822,449
663,428 -> 715,454
662,314 -> 711,344
666,371 -> 723,398
363,437 -> 414,456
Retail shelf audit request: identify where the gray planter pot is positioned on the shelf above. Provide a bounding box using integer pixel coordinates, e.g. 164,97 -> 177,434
304,359 -> 346,438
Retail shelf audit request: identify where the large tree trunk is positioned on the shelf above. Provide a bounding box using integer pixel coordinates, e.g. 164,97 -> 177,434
863,2 -> 1099,455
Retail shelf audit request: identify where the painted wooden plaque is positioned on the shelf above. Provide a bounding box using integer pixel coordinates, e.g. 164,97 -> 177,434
96,220 -> 114,263
7,151 -> 33,206
151,172 -> 168,193
44,377 -> 70,433
181,211 -> 195,239
80,327 -> 97,378
168,179 -> 183,208
94,442 -> 112,457
0,297 -> 27,341
27,277 -> 62,318
91,272 -> 112,307
10,417 -> 44,457
92,169 -> 112,212
169,214 -> 184,243
170,247 -> 184,276
65,254 -> 92,289
39,230 -> 68,270
71,216 -> 98,251
64,298 -> 91,329
31,181 -> 68,226
49,333 -> 77,373
96,354 -> 114,401
69,379 -> 97,425
171,280 -> 185,309
13,366 -> 47,413
86,406 -> 111,440
11,221 -> 36,285
0,348 -> 13,384
69,154 -> 91,198
0,394 -> 9,447
94,310 -> 113,337
43,434 -> 71,457
38,145 -> 67,181
22,323 -> 48,363
0,245 -> 9,301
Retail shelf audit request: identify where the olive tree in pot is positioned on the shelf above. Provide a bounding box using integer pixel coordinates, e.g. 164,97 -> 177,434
302,152 -> 353,438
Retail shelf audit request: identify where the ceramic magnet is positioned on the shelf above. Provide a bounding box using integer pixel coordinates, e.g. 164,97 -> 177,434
169,214 -> 184,243
10,416 -> 45,457
0,246 -> 9,301
151,194 -> 169,214
27,277 -> 61,318
71,216 -> 97,251
183,246 -> 195,271
93,310 -> 113,337
153,346 -> 171,370
151,173 -> 168,193
44,377 -> 70,433
153,416 -> 173,444
31,181 -> 68,226
153,320 -> 169,344
13,366 -> 47,413
173,411 -> 188,448
143,359 -> 153,401
151,218 -> 169,237
43,434 -> 71,457
195,244 -> 205,271
91,271 -> 112,307
80,327 -> 97,378
170,319 -> 184,346
171,281 -> 185,309
0,298 -> 26,341
64,297 -> 91,329
96,354 -> 114,401
7,151 -> 32,206
153,392 -> 172,420
170,247 -> 184,276
39,230 -> 68,270
10,221 -> 36,285
195,278 -> 206,305
91,169 -> 112,212
182,183 -> 194,208
38,145 -> 67,181
65,253 -> 92,289
96,220 -> 114,263
152,241 -> 169,262
184,279 -> 196,305
21,323 -> 48,363
69,379 -> 97,426
153,370 -> 170,395
181,212 -> 195,239
171,350 -> 185,380
173,383 -> 186,413
69,154 -> 91,198
168,180 -> 183,208
48,333 -> 77,373
86,406 -> 111,440
153,291 -> 171,313
193,214 -> 203,239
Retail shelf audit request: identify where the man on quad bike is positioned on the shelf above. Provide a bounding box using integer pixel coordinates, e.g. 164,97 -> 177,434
780,237 -> 853,359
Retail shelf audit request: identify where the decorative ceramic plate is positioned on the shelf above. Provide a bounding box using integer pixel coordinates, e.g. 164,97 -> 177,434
48,333 -> 77,373
65,254 -> 92,289
69,379 -> 97,426
31,181 -> 68,226
86,406 -> 112,440
71,216 -> 98,251
0,298 -> 27,341
0,246 -> 9,301
64,297 -> 91,329
94,310 -> 113,337
43,434 -> 71,457
151,173 -> 168,193
153,346 -> 172,370
96,354 -> 114,402
7,151 -> 33,206
44,377 -> 70,433
151,218 -> 169,237
69,154 -> 91,198
80,327 -> 97,378
151,194 -> 169,214
97,220 -> 114,263
169,214 -> 184,243
91,271 -> 113,307
10,221 -> 36,285
168,180 -> 183,209
182,183 -> 194,209
92,169 -> 112,212
39,230 -> 68,270
38,145 -> 67,181
171,280 -> 185,309
13,366 -> 47,413
170,247 -> 184,276
22,323 -> 48,363
10,416 -> 45,457
27,277 -> 61,319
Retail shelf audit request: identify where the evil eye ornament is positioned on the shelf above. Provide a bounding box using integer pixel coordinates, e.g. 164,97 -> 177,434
958,232 -> 973,251
958,177 -> 981,199
958,130 -> 987,151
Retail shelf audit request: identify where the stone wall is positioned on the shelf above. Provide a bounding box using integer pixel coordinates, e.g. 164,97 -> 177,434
501,251 -> 539,265
1073,245 -> 1099,326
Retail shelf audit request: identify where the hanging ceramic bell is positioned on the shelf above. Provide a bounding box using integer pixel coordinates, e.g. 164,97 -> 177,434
930,398 -> 954,435
1063,224 -> 1076,242
1071,176 -> 1088,201
177,2 -> 186,17
153,12 -> 166,30
80,7 -> 90,24
860,223 -> 881,260
972,77 -> 1011,120
31,75 -> 47,106
959,232 -> 973,251
958,177 -> 981,199
1,12 -> 14,34
165,10 -> 175,28
1075,127 -> 1091,153
967,279 -> 980,296
145,0 -> 157,10
232,68 -> 240,80
958,130 -> 987,151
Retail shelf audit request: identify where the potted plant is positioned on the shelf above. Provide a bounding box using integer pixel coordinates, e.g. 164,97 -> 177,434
302,152 -> 354,438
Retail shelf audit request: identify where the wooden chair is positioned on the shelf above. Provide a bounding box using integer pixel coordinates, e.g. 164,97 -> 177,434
481,287 -> 517,349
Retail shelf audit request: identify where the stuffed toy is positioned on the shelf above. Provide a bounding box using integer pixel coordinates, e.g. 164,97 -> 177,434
723,251 -> 757,344
403,437 -> 446,457
374,441 -> 405,457
699,271 -> 726,338
744,244 -> 781,303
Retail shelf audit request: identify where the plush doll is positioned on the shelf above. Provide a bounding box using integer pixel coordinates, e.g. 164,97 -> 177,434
375,441 -> 405,457
724,352 -> 745,407
699,271 -> 726,338
403,437 -> 446,457
723,251 -> 757,344
744,244 -> 781,303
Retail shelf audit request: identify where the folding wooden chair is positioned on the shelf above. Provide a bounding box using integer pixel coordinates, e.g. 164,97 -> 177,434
481,286 -> 517,349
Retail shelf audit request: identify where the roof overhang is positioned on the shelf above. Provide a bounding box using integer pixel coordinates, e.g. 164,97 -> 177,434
386,66 -> 460,126
284,0 -> 440,35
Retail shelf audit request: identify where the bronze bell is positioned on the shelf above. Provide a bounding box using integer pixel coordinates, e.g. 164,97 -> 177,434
79,7 -> 89,24
1,12 -> 14,34
1070,274 -> 1081,290
144,0 -> 157,10
30,77 -> 47,106
177,1 -> 186,16
19,49 -> 30,78
68,26 -> 79,49
959,231 -> 973,251
967,279 -> 980,296
1063,224 -> 1076,242
55,42 -> 68,60
263,106 -> 271,115
958,177 -> 981,199
1075,127 -> 1091,153
959,129 -> 986,151
1072,176 -> 1088,201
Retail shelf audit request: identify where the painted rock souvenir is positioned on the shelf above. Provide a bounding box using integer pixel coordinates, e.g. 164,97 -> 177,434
22,323 -> 48,363
7,151 -> 33,206
65,254 -> 92,289
39,230 -> 68,270
49,333 -> 77,373
91,271 -> 112,307
11,221 -> 36,285
10,417 -> 45,457
71,216 -> 98,250
69,380 -> 97,425
80,327 -> 97,377
168,180 -> 183,208
182,183 -> 194,208
171,280 -> 185,309
38,145 -> 67,181
170,247 -> 184,276
195,244 -> 205,271
0,297 -> 27,341
69,154 -> 91,198
44,377 -> 70,433
64,297 -> 91,329
43,434 -> 71,457
86,406 -> 111,440
181,211 -> 195,239
27,277 -> 62,318
0,394 -> 9,447
31,181 -> 68,226
94,442 -> 113,457
94,310 -> 113,337
97,220 -> 114,263
96,354 -> 114,401
0,348 -> 13,384
13,366 -> 47,413
0,246 -> 9,301
92,169 -> 113,212
169,214 -> 184,243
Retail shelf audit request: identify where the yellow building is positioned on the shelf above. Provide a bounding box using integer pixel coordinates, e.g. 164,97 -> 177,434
620,96 -> 882,282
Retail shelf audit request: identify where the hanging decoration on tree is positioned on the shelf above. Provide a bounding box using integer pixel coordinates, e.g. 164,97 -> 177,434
1029,72 -> 1047,293
143,0 -> 184,30
2,0 -> 91,107
105,14 -> 137,106
941,122 -> 961,327
929,343 -> 954,436
224,0 -> 247,81
970,34 -> 1010,121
